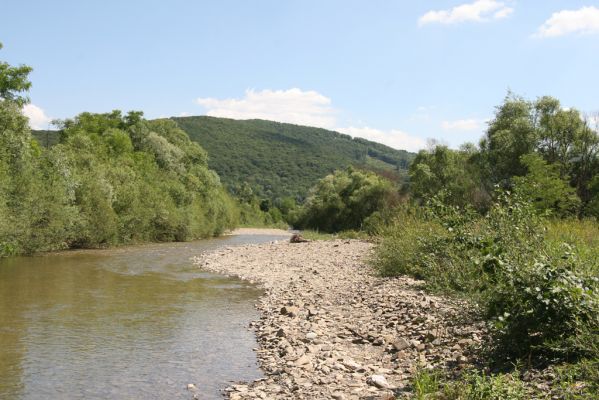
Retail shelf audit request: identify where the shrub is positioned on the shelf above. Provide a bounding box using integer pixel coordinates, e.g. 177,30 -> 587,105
296,167 -> 394,232
487,255 -> 599,360
374,192 -> 599,361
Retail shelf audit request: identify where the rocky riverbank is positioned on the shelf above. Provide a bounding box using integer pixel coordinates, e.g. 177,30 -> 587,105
193,239 -> 484,399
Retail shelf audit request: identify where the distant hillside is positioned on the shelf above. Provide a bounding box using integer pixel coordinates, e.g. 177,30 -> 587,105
31,130 -> 60,147
172,116 -> 415,202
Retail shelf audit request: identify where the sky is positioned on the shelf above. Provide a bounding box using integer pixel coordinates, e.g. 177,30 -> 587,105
2,0 -> 599,152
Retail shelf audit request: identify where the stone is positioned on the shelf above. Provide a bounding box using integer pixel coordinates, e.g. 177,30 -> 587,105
367,374 -> 390,389
280,306 -> 299,317
390,338 -> 410,351
194,239 -> 489,400
342,359 -> 362,371
295,355 -> 311,366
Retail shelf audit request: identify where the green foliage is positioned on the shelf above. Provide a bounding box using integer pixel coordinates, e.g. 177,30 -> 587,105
409,145 -> 488,210
0,43 -> 32,106
553,359 -> 599,399
375,192 -> 598,362
171,116 -> 414,203
407,362 -> 599,400
481,93 -> 538,181
487,256 -> 599,360
513,153 -> 581,216
0,105 -> 239,256
408,93 -> 599,216
295,168 -> 395,232
412,368 -> 441,399
408,369 -> 528,400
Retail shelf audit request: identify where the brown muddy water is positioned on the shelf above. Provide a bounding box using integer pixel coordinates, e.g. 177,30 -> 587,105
0,234 -> 288,400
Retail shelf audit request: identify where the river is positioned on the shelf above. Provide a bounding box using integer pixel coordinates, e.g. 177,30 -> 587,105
0,233 -> 288,399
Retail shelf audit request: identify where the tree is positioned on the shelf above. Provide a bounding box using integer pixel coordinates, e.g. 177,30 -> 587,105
481,93 -> 537,182
0,43 -> 33,106
296,168 -> 394,232
409,145 -> 489,209
513,153 -> 580,217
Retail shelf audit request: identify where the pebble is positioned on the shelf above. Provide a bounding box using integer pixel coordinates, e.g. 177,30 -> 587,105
367,374 -> 390,389
194,239 -> 485,399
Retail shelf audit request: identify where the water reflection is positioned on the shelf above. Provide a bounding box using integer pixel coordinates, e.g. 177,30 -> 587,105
0,235 -> 286,399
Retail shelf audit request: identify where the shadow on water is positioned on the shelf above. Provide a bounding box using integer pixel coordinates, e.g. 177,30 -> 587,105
0,234 -> 288,400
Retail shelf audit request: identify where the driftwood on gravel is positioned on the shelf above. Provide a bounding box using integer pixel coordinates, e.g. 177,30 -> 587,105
290,233 -> 310,243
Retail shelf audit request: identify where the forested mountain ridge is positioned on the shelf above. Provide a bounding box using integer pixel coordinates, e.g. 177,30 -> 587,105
170,116 -> 415,202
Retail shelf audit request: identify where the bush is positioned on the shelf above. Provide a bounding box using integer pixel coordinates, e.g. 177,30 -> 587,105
487,256 -> 599,360
374,192 -> 599,361
296,167 -> 395,233
0,109 -> 240,256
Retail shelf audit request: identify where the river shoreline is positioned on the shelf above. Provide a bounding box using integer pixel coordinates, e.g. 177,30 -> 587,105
194,238 -> 484,399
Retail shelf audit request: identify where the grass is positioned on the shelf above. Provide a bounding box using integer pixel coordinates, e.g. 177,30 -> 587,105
407,368 -> 528,400
405,361 -> 599,400
545,218 -> 599,272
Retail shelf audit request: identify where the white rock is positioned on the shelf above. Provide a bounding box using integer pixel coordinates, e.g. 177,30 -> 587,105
367,374 -> 390,389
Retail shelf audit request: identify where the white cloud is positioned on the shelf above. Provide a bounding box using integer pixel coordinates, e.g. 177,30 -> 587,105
338,126 -> 426,152
22,103 -> 52,130
535,6 -> 599,38
196,88 -> 336,129
195,88 -> 425,152
441,119 -> 483,131
179,111 -> 191,117
418,0 -> 513,26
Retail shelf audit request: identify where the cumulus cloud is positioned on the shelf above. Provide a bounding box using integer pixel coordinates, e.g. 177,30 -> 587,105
22,103 -> 52,129
196,88 -> 336,129
338,126 -> 426,152
418,0 -> 513,26
535,6 -> 599,38
441,119 -> 483,131
195,88 -> 425,152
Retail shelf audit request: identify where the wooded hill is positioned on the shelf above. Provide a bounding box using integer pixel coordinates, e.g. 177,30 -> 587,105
170,116 -> 414,202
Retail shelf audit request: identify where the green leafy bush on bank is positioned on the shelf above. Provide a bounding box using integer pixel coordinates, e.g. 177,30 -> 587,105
0,108 -> 239,256
295,167 -> 396,233
375,192 -> 599,362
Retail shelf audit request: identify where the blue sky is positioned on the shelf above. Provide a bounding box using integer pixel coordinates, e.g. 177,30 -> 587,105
2,0 -> 599,151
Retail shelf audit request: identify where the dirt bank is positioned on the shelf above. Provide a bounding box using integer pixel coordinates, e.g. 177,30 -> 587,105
193,240 -> 483,399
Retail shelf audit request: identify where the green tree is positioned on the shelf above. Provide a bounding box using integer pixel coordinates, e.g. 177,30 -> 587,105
0,43 -> 32,106
409,144 -> 489,209
297,168 -> 394,232
513,153 -> 581,217
481,93 -> 537,182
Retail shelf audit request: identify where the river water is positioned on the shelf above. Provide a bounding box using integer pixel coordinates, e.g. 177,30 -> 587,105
0,234 -> 288,400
